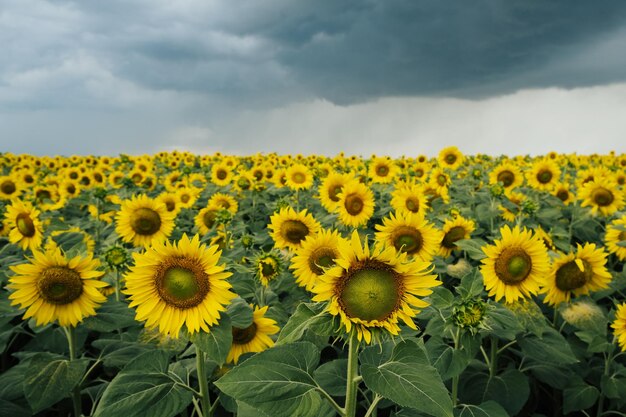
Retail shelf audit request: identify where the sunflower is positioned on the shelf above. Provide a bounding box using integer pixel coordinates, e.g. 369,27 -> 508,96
368,157 -> 398,184
285,163 -> 314,191
115,195 -> 175,247
579,179 -> 624,216
438,146 -> 465,170
208,193 -> 238,214
489,162 -> 523,190
312,231 -> 441,343
123,234 -> 236,337
390,182 -> 428,215
175,187 -> 199,209
439,216 -> 476,258
268,207 -> 321,251
480,225 -> 550,303
195,205 -> 223,235
605,216 -> 626,261
157,192 -> 182,216
375,211 -> 441,262
8,247 -> 107,327
0,175 -> 22,200
336,180 -> 375,228
318,172 -> 353,213
255,252 -> 282,287
552,182 -> 575,205
541,243 -> 611,306
526,159 -> 560,191
233,171 -> 256,192
290,229 -> 347,291
5,199 -> 44,251
612,303 -> 626,352
227,305 -> 280,364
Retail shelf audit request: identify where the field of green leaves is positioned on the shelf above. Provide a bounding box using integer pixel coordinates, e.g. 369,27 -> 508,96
1,148 -> 625,417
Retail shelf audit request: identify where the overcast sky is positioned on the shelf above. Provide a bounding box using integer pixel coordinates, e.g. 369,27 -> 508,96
1,0 -> 626,157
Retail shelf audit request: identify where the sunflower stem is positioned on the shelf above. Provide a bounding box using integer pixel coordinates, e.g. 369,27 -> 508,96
114,268 -> 121,302
489,336 -> 498,378
195,345 -> 211,417
65,326 -> 82,417
344,332 -> 360,417
364,394 -> 382,417
451,327 -> 460,407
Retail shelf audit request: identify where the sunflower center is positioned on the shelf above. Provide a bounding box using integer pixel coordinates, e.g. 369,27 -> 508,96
281,220 -> 309,244
308,247 -> 337,275
329,185 -> 343,202
497,171 -> 515,187
16,213 -> 36,237
556,189 -> 569,201
619,231 -> 626,241
156,258 -> 210,309
494,248 -> 532,284
181,194 -> 190,203
338,261 -> 402,322
260,259 -> 277,278
38,266 -> 83,305
131,208 -> 162,235
437,175 -> 447,186
591,188 -> 614,207
344,194 -> 364,216
164,199 -> 176,211
391,226 -> 423,255
292,172 -> 306,184
555,260 -> 593,291
36,189 -> 51,200
232,323 -> 257,344
445,154 -> 457,164
442,226 -> 466,249
203,210 -> 217,229
537,170 -> 553,184
238,178 -> 251,190
0,180 -> 16,194
376,165 -> 389,176
216,169 -> 228,180
405,197 -> 419,213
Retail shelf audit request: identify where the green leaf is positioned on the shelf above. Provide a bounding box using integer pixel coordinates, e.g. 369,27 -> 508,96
427,341 -> 472,381
361,340 -> 453,417
94,372 -> 193,417
483,303 -> 523,340
82,299 -> 137,332
461,369 -> 529,416
122,350 -> 171,374
456,269 -> 484,299
227,298 -> 254,328
276,303 -> 336,345
314,359 -> 347,396
23,354 -> 89,413
215,342 -> 326,417
0,399 -> 30,417
454,239 -> 488,261
190,315 -> 232,365
601,375 -> 626,399
563,382 -> 599,414
454,401 -> 509,417
518,328 -> 578,365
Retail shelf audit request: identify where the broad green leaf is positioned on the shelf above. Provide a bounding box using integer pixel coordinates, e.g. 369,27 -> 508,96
122,350 -> 171,374
563,382 -> 599,414
0,399 -> 30,417
92,338 -> 155,368
314,359 -> 347,396
227,298 -> 254,328
276,303 -> 336,345
454,401 -> 509,417
518,328 -> 578,365
23,354 -> 89,413
454,239 -> 488,261
83,299 -> 137,332
94,372 -> 193,417
215,342 -> 326,417
461,369 -> 529,416
456,269 -> 484,299
190,315 -> 232,365
483,303 -> 523,340
361,340 -> 453,417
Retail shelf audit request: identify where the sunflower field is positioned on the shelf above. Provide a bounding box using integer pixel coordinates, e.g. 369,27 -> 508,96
1,148 -> 626,417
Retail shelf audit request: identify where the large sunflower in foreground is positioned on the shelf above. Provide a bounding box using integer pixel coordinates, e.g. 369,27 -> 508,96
5,199 -> 44,251
541,244 -> 611,306
579,179 -> 624,216
116,194 -> 176,247
312,231 -> 441,343
612,303 -> 626,352
605,216 -> 626,261
290,229 -> 348,291
375,211 -> 441,262
8,248 -> 107,327
480,225 -> 550,303
268,207 -> 321,251
227,305 -> 280,364
337,180 -> 375,227
123,234 -> 236,337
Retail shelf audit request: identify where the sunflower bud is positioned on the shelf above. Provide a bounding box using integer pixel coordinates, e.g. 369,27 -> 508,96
453,299 -> 487,331
521,200 -> 539,215
561,300 -> 605,329
105,246 -> 129,268
446,258 -> 472,278
490,183 -> 504,197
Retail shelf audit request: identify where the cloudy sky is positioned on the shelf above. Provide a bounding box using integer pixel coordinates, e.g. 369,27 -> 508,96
1,0 -> 626,157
